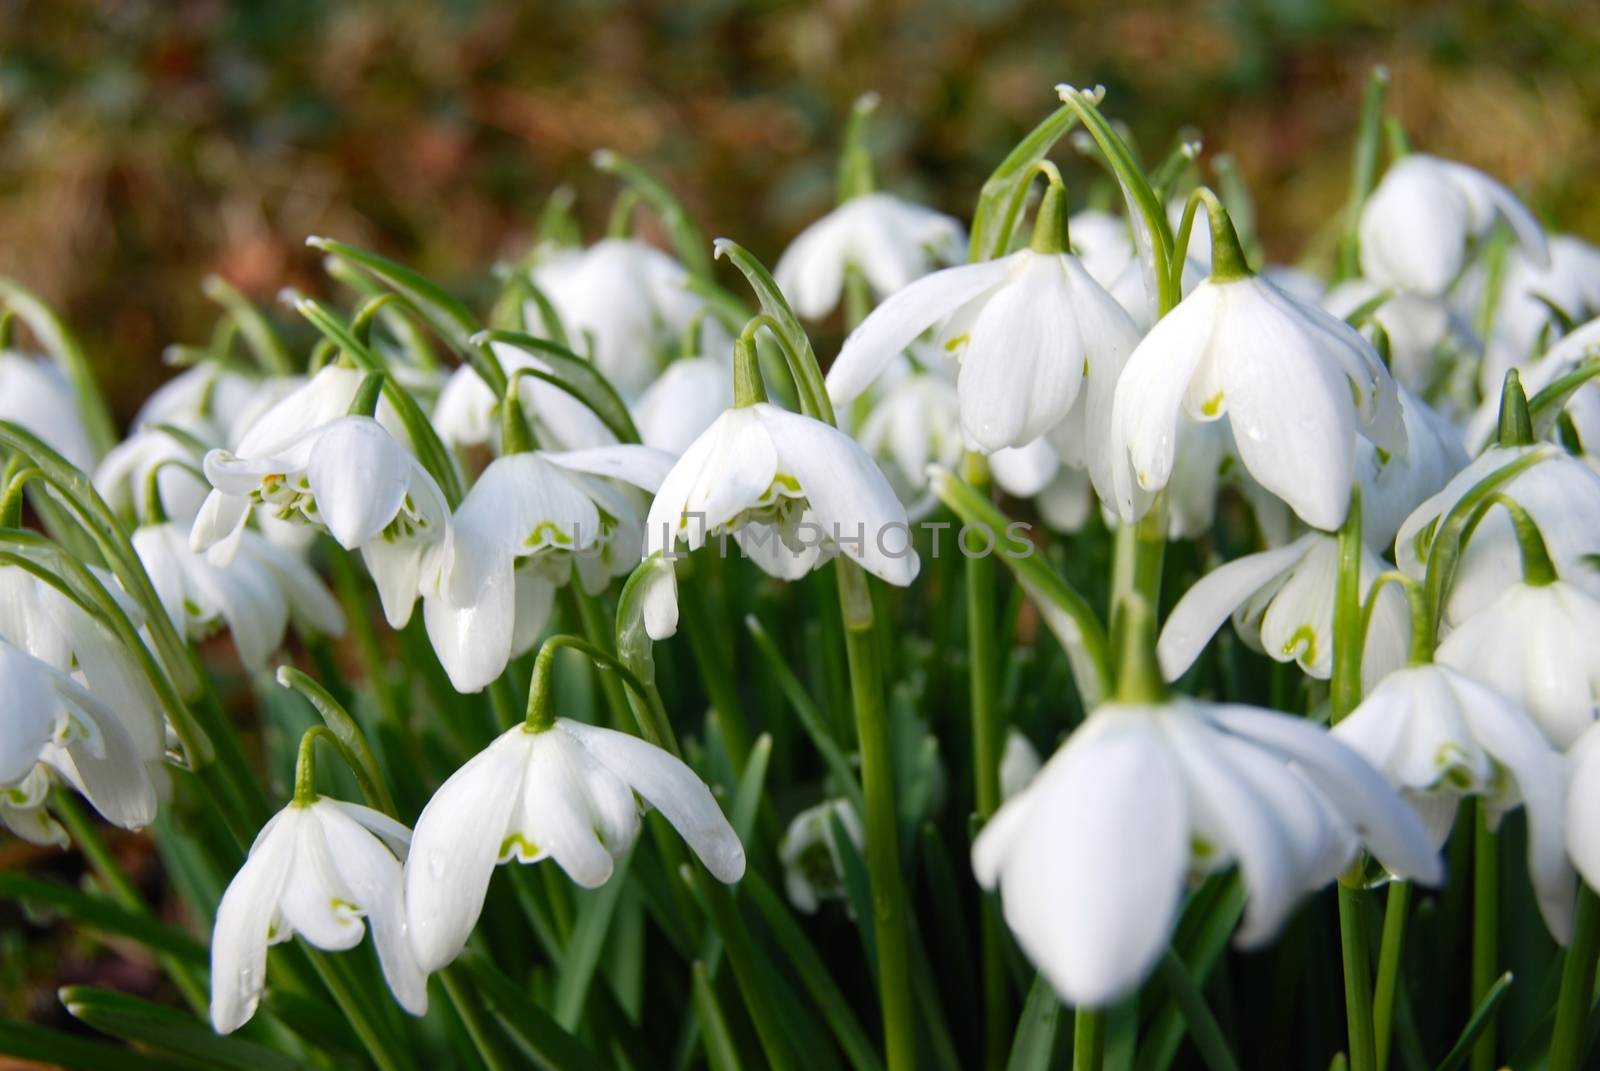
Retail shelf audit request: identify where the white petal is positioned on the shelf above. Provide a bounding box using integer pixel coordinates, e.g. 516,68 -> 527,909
545,445 -> 678,494
306,419 -> 412,549
1158,537 -> 1314,681
210,814 -> 298,1033
424,558 -> 516,694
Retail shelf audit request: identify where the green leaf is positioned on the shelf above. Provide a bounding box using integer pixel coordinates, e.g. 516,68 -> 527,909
462,953 -> 610,1071
61,986 -> 305,1071
275,666 -> 398,816
0,278 -> 118,455
1007,974 -> 1067,1071
471,329 -> 641,445
202,274 -> 294,374
712,239 -> 833,425
0,873 -> 206,965
0,1018 -> 179,1071
554,848 -> 634,1030
1432,972 -> 1513,1071
692,960 -> 745,1071
307,237 -> 480,356
969,104 -> 1081,263
592,149 -> 714,281
729,733 -> 773,843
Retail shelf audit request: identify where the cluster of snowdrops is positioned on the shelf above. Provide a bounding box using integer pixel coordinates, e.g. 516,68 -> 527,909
6,78 -> 1600,1071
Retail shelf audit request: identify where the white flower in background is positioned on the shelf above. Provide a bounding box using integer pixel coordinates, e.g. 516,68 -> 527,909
779,799 -> 864,914
0,353 -> 97,470
1395,444 -> 1600,625
1322,280 -> 1476,397
422,446 -> 671,693
1471,236 -> 1600,389
1334,662 -> 1574,940
633,353 -> 734,454
973,697 -> 1441,1007
1158,532 -> 1410,687
96,427 -> 213,525
432,343 -> 617,454
646,403 -> 919,586
775,192 -> 964,320
1264,266 -> 1327,305
1564,721 -> 1600,893
827,185 -> 1140,454
134,522 -> 345,669
998,729 -> 1042,801
989,434 -> 1063,500
405,718 -> 744,972
0,641 -> 157,841
134,361 -> 263,440
856,369 -> 963,507
209,798 -> 427,1033
526,239 -> 708,395
1110,270 -> 1405,531
1359,154 -> 1548,297
1464,316 -> 1600,454
1437,580 -> 1600,749
1359,386 -> 1469,551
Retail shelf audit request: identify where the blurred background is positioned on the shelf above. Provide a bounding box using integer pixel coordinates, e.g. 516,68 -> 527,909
1,0 -> 1597,418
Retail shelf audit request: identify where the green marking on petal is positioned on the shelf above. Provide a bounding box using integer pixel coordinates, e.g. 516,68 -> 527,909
1283,625 -> 1317,665
499,832 -> 540,862
943,334 -> 970,353
1201,391 -> 1225,417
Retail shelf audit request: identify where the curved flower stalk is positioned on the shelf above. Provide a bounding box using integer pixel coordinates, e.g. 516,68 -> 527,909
775,193 -> 965,320
422,444 -> 672,693
1110,198 -> 1405,531
0,351 -> 99,471
974,600 -> 1441,1008
134,522 -> 345,670
1335,661 -> 1574,940
405,639 -> 745,973
209,795 -> 427,1033
645,400 -> 918,587
432,342 -> 619,453
1158,531 -> 1410,688
1359,154 -> 1548,297
1396,443 -> 1600,626
525,238 -> 710,395
779,799 -> 864,914
828,176 -> 1140,455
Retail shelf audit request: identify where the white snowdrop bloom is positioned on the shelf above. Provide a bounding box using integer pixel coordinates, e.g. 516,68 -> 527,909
1322,280 -> 1474,396
1564,721 -> 1600,893
422,446 -> 671,693
779,799 -> 864,914
1473,236 -> 1600,389
431,343 -> 617,454
999,730 -> 1042,801
973,695 -> 1441,1007
133,522 -> 345,669
1438,580 -> 1600,749
1359,387 -> 1469,551
405,718 -> 745,972
1395,444 -> 1600,626
1335,662 -> 1574,940
1158,532 -> 1409,688
0,352 -> 97,470
989,435 -> 1062,500
209,798 -> 427,1033
134,362 -> 262,438
1359,154 -> 1547,297
527,239 -> 708,395
0,641 -> 157,839
774,192 -> 964,320
95,426 -> 214,525
633,354 -> 734,455
1110,260 -> 1405,532
1069,210 -> 1136,290
1036,467 -> 1097,535
646,402 -> 919,587
827,184 -> 1141,454
856,370 -> 963,506
193,391 -> 447,629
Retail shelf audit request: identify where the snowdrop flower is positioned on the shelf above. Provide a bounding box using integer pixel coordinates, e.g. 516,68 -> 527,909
779,799 -> 864,914
0,641 -> 157,839
526,238 -> 708,395
1359,153 -> 1548,297
1335,662 -> 1574,940
1158,531 -> 1410,688
633,353 -> 734,455
1473,236 -> 1600,388
856,369 -> 963,507
1396,443 -> 1600,626
134,361 -> 262,439
1438,579 -> 1600,749
191,369 -> 447,627
973,600 -> 1441,1007
998,730 -> 1042,801
645,385 -> 918,585
1359,387 -> 1469,550
775,193 -> 964,320
1110,200 -> 1404,531
134,522 -> 345,669
0,352 -> 97,470
405,684 -> 744,971
432,343 -> 616,454
96,426 -> 213,525
828,177 -> 1140,454
423,444 -> 671,693
1564,721 -> 1600,892
209,796 -> 427,1033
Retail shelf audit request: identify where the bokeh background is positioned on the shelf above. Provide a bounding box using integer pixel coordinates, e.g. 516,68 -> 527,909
4,0 -> 1598,419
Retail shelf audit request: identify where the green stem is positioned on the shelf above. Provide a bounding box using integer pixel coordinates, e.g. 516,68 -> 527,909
681,573 -> 750,770
1156,950 -> 1241,1071
301,949 -> 417,1071
1338,883 -> 1377,1071
440,965 -> 516,1071
1470,806 -> 1498,1071
837,560 -> 916,1071
1339,67 -> 1391,281
1073,1008 -> 1104,1071
1550,886 -> 1600,1071
1331,486 -> 1365,723
1372,881 -> 1411,1071
1109,506 -> 1166,651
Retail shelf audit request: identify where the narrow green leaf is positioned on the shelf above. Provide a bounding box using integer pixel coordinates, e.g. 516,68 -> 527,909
592,149 -> 714,280
0,873 -> 206,965
969,104 -> 1081,262
554,848 -> 634,1030
692,960 -> 745,1071
0,278 -> 118,455
202,275 -> 294,374
463,953 -> 610,1071
712,239 -> 833,424
472,329 -> 641,444
307,236 -> 480,354
0,1018 -> 179,1071
61,985 -> 304,1071
1431,972 -> 1512,1071
730,733 -> 773,843
1007,973 -> 1067,1071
